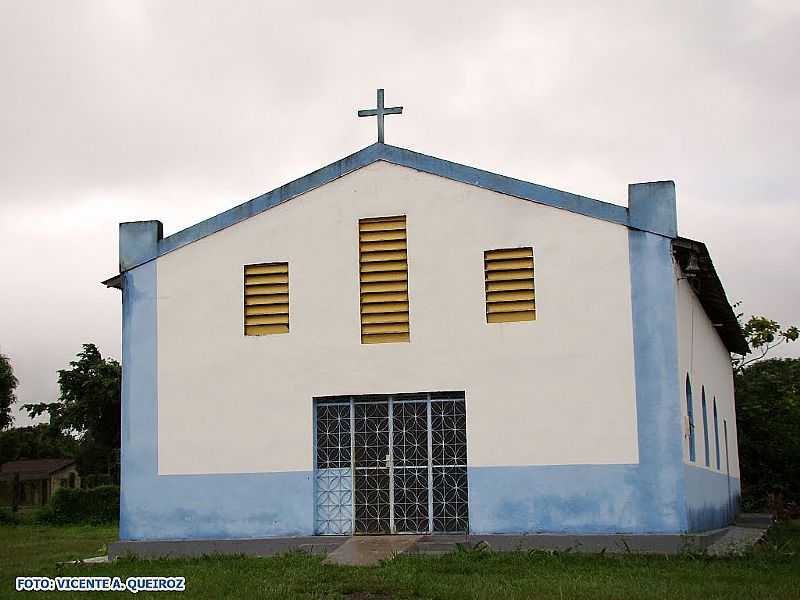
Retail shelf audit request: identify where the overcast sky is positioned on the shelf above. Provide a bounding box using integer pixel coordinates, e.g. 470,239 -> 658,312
1,1 -> 798,427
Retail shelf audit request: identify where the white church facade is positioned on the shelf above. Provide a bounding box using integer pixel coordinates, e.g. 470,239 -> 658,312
107,138 -> 746,541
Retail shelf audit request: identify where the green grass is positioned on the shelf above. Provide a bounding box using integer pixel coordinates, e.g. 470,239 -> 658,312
1,522 -> 799,599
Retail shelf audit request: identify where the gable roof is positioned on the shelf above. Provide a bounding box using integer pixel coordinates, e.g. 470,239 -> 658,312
0,458 -> 75,476
156,142 -> 629,258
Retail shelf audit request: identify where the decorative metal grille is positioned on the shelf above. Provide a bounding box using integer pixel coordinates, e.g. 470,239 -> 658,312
313,393 -> 468,535
431,398 -> 468,465
353,402 -> 391,533
431,398 -> 469,532
314,403 -> 353,535
316,403 -> 351,469
431,466 -> 469,532
392,400 -> 429,532
314,468 -> 352,535
353,470 -> 391,533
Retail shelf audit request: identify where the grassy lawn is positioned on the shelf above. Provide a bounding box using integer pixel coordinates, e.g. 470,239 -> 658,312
1,522 -> 799,599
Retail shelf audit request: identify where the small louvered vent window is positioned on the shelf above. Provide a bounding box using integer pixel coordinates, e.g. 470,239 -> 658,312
244,262 -> 289,335
484,247 -> 536,323
359,216 -> 410,344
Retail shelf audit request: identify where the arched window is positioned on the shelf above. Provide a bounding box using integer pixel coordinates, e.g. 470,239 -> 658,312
701,387 -> 710,467
713,398 -> 721,469
686,374 -> 696,462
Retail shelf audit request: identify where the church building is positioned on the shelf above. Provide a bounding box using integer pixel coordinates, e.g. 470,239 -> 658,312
105,91 -> 747,541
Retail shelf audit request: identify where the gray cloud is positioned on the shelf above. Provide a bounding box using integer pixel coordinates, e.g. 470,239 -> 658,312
1,0 -> 798,425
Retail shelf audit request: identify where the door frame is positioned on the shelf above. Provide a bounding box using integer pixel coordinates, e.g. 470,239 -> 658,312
313,392 -> 468,536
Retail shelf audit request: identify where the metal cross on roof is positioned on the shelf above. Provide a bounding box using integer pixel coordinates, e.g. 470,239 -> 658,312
357,89 -> 403,143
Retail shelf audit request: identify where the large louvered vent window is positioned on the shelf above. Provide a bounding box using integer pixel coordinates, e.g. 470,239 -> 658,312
244,262 -> 289,335
484,247 -> 536,323
359,216 -> 410,344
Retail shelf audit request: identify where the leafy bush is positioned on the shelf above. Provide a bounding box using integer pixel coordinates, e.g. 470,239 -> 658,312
40,485 -> 119,524
735,358 -> 800,512
0,507 -> 20,525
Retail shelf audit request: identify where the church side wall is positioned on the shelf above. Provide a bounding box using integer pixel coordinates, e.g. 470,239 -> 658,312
675,265 -> 741,531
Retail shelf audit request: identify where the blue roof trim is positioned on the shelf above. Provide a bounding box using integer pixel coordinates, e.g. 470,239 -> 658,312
379,145 -> 628,226
159,143 -> 384,255
158,143 -> 629,257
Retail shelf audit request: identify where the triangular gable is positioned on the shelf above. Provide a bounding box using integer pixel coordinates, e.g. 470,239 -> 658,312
159,143 -> 629,257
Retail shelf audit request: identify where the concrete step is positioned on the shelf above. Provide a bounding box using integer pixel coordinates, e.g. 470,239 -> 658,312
323,535 -> 421,566
411,531 -> 729,555
109,536 -> 347,560
735,513 -> 774,529
706,526 -> 768,556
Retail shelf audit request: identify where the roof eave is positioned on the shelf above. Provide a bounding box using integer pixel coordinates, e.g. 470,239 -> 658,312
102,274 -> 122,290
672,237 -> 749,356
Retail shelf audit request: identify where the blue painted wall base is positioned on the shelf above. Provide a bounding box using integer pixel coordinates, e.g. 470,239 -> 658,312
468,464 -> 740,535
684,464 -> 741,532
470,465 -> 670,534
120,462 -> 739,540
121,471 -> 313,541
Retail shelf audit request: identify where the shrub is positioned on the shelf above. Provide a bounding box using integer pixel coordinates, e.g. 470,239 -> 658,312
0,507 -> 20,525
40,485 -> 119,524
35,503 -> 54,524
735,358 -> 800,512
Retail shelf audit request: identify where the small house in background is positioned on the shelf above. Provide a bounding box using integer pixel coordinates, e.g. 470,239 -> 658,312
0,458 -> 80,506
104,92 -> 748,543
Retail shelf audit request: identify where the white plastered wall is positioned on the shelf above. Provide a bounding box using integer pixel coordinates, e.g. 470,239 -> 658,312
676,263 -> 741,477
156,161 -> 639,474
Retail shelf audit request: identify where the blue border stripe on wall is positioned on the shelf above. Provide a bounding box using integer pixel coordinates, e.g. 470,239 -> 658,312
627,229 -> 688,531
120,261 -> 313,541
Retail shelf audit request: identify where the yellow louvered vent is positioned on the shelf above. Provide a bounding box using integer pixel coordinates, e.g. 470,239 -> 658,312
359,215 -> 410,344
244,262 -> 289,335
484,247 -> 536,323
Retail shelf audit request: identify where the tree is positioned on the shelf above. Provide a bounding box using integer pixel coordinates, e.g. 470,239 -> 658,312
731,310 -> 799,512
732,313 -> 799,373
734,358 -> 800,510
0,352 -> 19,430
24,344 -> 121,482
0,423 -> 79,464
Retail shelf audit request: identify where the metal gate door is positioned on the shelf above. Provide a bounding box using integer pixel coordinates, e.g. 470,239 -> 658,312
390,399 -> 430,533
314,392 -> 468,535
353,400 -> 391,533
